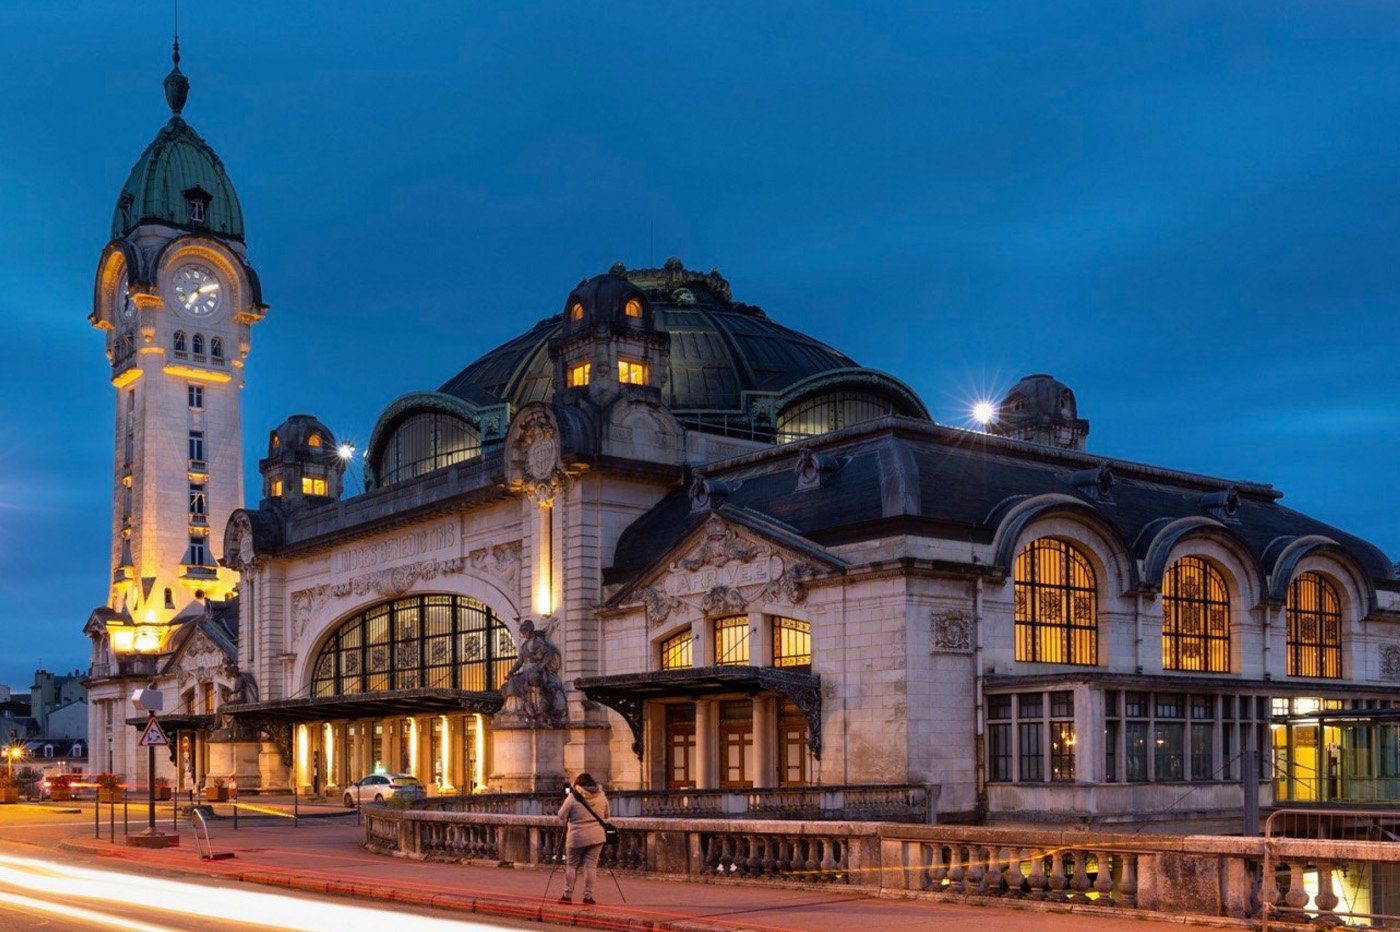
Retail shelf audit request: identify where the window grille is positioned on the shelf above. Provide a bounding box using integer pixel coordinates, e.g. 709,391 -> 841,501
1162,557 -> 1231,672
1286,572 -> 1342,678
660,629 -> 692,670
1014,538 -> 1098,664
713,615 -> 749,665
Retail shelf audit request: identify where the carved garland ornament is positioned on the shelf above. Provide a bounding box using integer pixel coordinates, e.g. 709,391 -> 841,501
676,516 -> 763,571
514,408 -> 569,503
290,543 -> 521,640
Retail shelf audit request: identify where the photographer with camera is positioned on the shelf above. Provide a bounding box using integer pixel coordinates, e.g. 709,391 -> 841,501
556,772 -> 611,905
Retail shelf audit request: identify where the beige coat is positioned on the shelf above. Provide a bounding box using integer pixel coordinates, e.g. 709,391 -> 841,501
557,785 -> 610,850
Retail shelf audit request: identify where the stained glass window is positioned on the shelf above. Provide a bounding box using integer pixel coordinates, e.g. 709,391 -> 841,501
1287,572 -> 1342,678
1162,557 -> 1230,672
1014,538 -> 1098,664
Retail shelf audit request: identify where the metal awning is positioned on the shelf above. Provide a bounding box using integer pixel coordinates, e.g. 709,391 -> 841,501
221,688 -> 504,724
574,666 -> 822,760
122,713 -> 216,732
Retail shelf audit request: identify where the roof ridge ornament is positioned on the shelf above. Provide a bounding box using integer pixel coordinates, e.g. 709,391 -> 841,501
164,35 -> 189,116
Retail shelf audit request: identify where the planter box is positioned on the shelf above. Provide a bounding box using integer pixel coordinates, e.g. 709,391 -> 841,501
205,787 -> 228,802
0,788 -> 18,804
50,787 -> 72,801
98,788 -> 124,803
155,787 -> 172,801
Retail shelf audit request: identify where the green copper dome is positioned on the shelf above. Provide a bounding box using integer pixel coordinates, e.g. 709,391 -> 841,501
110,45 -> 244,242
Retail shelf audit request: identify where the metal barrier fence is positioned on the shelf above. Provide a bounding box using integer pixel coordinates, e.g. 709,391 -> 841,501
1262,808 -> 1400,931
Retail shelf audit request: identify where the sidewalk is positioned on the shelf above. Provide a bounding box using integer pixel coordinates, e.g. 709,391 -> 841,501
37,802 -> 1238,932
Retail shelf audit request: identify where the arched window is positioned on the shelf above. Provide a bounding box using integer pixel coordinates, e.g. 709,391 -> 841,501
310,595 -> 516,697
1287,572 -> 1342,678
1014,538 -> 1098,665
192,333 -> 205,356
210,337 -> 224,360
375,412 -> 481,486
776,391 -> 897,441
714,616 -> 749,665
174,331 -> 187,353
660,629 -> 692,670
1162,556 -> 1230,672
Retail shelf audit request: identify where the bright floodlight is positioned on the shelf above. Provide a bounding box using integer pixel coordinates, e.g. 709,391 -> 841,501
337,443 -> 356,460
972,401 -> 996,427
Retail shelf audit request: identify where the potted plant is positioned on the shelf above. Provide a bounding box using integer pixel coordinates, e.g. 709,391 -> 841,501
204,775 -> 228,802
0,772 -> 18,805
49,774 -> 72,801
96,773 -> 123,803
154,775 -> 172,801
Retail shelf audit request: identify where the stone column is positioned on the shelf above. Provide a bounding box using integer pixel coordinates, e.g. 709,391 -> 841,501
752,696 -> 775,788
751,611 -> 771,666
696,700 -> 715,789
412,716 -> 433,784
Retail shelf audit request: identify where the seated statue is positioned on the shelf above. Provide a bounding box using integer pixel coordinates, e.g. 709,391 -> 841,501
499,618 -> 568,726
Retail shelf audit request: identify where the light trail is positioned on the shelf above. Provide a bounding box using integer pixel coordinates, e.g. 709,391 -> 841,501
0,887 -> 177,932
0,852 -> 512,931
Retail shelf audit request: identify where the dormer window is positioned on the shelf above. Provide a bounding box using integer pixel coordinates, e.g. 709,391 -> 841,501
618,359 -> 647,385
183,186 -> 211,225
567,362 -> 591,387
625,297 -> 642,318
308,433 -> 322,448
118,193 -> 134,227
569,302 -> 585,322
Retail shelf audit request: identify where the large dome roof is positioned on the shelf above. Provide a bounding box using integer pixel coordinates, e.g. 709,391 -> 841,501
110,47 -> 243,242
439,261 -> 861,415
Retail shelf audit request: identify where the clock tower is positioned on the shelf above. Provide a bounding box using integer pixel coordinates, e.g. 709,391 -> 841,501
86,41 -> 265,775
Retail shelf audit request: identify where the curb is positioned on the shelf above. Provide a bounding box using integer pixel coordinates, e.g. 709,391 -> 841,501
55,837 -> 755,932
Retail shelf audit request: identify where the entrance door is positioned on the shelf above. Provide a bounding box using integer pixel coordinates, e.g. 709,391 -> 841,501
718,700 -> 754,788
665,704 -> 696,789
777,699 -> 809,786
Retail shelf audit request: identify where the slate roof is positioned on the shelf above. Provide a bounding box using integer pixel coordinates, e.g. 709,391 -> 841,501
608,417 -> 1395,595
438,266 -> 864,415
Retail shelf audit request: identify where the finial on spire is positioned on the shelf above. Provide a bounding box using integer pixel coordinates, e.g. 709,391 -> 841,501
163,35 -> 189,116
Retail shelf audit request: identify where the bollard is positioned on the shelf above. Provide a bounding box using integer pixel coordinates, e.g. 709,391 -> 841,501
94,796 -> 99,839
123,799 -> 129,835
108,796 -> 114,843
233,804 -> 238,830
293,784 -> 298,829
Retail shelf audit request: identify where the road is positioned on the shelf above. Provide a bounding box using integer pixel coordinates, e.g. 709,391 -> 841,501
0,805 -> 564,932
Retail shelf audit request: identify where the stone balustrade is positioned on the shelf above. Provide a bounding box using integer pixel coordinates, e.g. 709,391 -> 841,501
421,783 -> 937,823
364,807 -> 1400,925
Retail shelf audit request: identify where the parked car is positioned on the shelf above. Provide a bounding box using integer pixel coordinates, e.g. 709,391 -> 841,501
342,773 -> 425,807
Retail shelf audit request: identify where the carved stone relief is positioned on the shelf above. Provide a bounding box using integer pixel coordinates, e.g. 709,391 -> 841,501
636,586 -> 682,627
931,610 -> 973,653
289,543 -> 521,642
676,516 -> 763,571
1381,645 -> 1400,682
700,585 -> 748,616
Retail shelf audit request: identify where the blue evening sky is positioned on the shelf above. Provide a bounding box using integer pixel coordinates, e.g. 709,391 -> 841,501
1,2 -> 1397,689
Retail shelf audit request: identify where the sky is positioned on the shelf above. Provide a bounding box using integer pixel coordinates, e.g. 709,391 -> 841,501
0,1 -> 1397,691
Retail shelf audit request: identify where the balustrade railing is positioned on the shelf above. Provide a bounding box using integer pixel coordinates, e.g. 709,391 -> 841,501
365,806 -> 1400,925
420,783 -> 935,823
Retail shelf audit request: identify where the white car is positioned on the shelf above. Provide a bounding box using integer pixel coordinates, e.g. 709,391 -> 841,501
342,773 -> 426,807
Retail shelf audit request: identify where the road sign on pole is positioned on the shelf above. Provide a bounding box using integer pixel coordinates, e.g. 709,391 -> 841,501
138,717 -> 169,748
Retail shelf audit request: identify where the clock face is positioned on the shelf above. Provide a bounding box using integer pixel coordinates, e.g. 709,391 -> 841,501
171,264 -> 223,318
116,271 -> 135,323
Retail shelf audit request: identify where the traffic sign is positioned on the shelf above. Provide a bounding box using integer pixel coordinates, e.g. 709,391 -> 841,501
138,717 -> 169,747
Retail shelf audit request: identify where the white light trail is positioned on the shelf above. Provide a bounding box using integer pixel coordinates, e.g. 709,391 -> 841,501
0,852 -> 506,931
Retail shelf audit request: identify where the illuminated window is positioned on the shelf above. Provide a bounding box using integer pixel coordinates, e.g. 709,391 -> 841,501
173,331 -> 187,354
617,359 -> 647,385
714,615 -> 749,665
1162,557 -> 1230,672
569,302 -> 584,322
625,298 -> 642,318
772,617 -> 811,669
1286,572 -> 1342,678
187,384 -> 203,409
308,433 -> 322,448
567,362 -> 591,387
310,595 -> 516,697
302,476 -> 328,496
270,477 -> 284,496
1014,538 -> 1097,665
660,629 -> 692,670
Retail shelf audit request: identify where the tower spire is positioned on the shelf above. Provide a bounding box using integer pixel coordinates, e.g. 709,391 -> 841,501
163,34 -> 189,116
